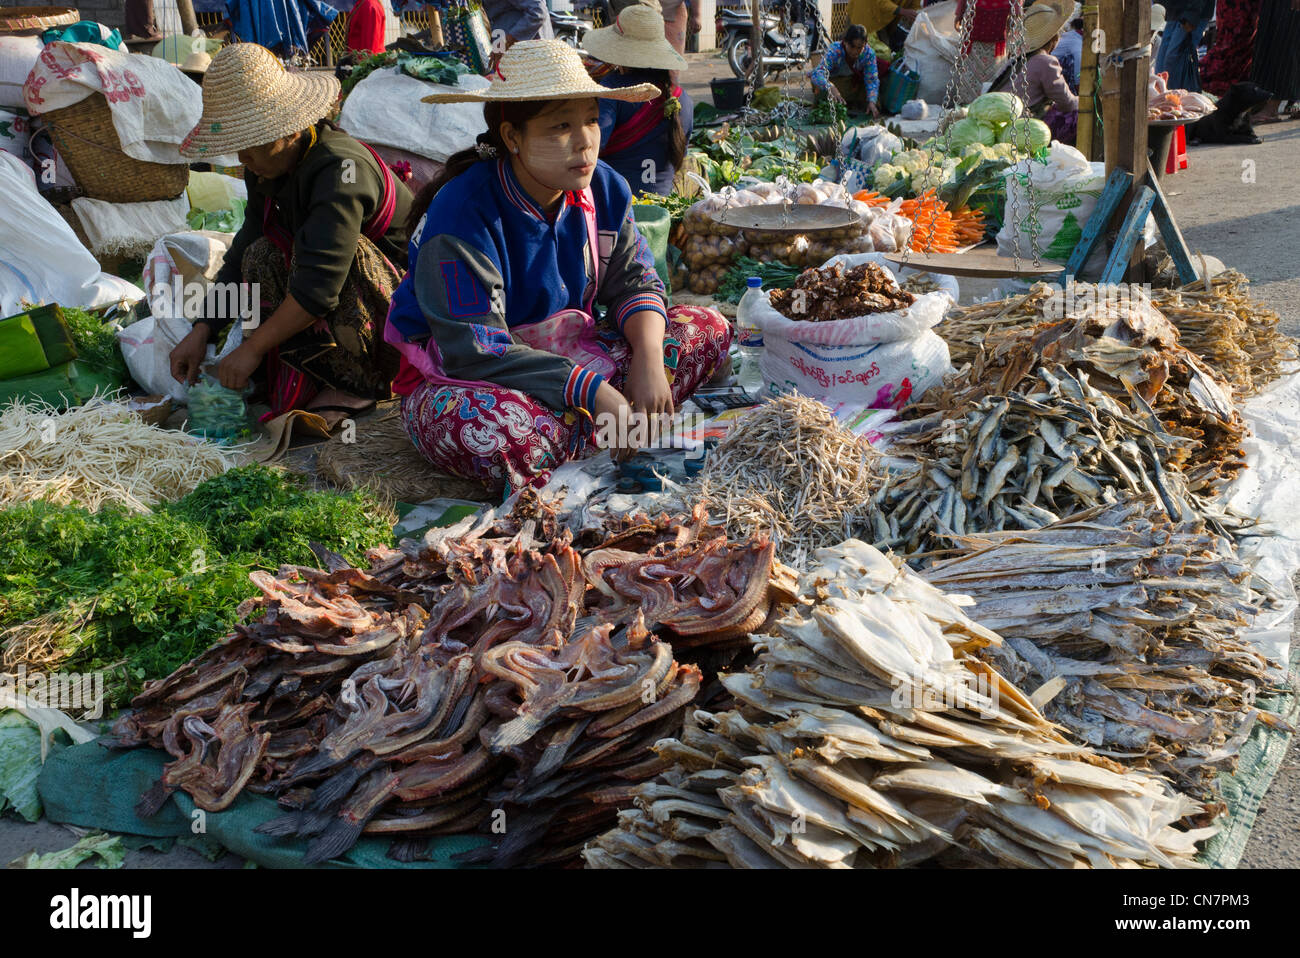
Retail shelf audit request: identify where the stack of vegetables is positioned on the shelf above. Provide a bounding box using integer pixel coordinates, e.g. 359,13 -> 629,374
852,190 -> 989,251
870,93 -> 1051,227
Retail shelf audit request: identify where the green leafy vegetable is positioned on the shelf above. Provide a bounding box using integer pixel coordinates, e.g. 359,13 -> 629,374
0,466 -> 396,704
14,832 -> 125,869
717,258 -> 803,304
58,307 -> 127,383
0,711 -> 43,822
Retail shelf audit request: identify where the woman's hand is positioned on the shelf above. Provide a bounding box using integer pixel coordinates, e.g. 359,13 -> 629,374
169,325 -> 210,386
216,341 -> 264,391
592,380 -> 638,462
623,353 -> 674,427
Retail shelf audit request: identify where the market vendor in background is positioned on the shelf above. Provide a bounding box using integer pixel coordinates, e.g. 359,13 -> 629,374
847,0 -> 919,52
583,3 -> 692,196
990,0 -> 1077,143
169,44 -> 414,427
808,24 -> 881,116
346,0 -> 389,55
387,40 -> 731,495
483,0 -> 553,69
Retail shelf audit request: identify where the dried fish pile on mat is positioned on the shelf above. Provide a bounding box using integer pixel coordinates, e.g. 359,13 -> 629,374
1150,271 -> 1299,400
922,499 -> 1291,797
918,290 -> 1246,496
934,284 -> 1058,368
695,393 -> 888,566
107,494 -> 793,866
880,365 -> 1206,561
583,540 -> 1217,868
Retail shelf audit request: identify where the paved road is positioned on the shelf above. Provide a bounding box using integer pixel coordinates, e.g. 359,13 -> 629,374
2,72 -> 1295,869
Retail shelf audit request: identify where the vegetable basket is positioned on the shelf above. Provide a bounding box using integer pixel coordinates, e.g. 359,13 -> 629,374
42,92 -> 190,202
0,6 -> 78,37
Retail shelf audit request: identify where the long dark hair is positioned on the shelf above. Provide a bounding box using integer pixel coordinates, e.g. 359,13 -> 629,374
406,99 -> 551,235
640,68 -> 687,173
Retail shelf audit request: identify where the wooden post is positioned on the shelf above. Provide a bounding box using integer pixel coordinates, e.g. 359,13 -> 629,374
175,0 -> 200,37
1098,0 -> 1121,176
1114,0 -> 1149,278
752,0 -> 765,91
1077,2 -> 1099,160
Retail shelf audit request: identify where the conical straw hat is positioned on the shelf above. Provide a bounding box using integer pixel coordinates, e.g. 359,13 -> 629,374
583,4 -> 687,71
180,43 -> 340,158
420,39 -> 658,103
1022,0 -> 1073,53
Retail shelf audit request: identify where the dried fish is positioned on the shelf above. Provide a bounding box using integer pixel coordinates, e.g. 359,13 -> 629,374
923,499 -> 1291,796
585,540 -> 1214,869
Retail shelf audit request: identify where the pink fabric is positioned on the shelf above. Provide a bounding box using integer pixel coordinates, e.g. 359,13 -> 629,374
400,305 -> 732,496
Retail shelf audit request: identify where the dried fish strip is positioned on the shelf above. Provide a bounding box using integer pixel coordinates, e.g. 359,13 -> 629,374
109,496 -> 789,866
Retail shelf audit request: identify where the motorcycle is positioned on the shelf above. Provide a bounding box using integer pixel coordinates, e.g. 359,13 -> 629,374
718,0 -> 830,81
550,9 -> 593,51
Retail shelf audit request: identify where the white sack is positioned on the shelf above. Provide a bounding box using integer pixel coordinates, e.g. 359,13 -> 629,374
0,36 -> 43,109
71,194 -> 191,258
0,150 -> 143,315
338,68 -> 490,163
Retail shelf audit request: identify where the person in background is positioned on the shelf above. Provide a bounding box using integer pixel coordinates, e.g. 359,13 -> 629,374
847,0 -> 920,48
1149,3 -> 1166,65
1249,0 -> 1300,122
347,0 -> 388,54
1199,0 -> 1259,94
388,41 -> 730,496
169,44 -> 414,429
584,3 -> 691,196
1156,0 -> 1215,90
1052,7 -> 1084,91
808,24 -> 881,115
482,0 -> 554,58
992,0 -> 1077,142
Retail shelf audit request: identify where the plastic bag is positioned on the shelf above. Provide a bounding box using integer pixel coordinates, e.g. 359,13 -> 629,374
900,99 -> 929,120
841,125 -> 903,168
753,262 -> 953,407
996,143 -> 1106,264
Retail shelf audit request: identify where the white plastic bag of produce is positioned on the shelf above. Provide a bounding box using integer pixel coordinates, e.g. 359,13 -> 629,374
996,142 -> 1106,265
841,125 -> 903,169
751,259 -> 953,408
903,1 -> 960,104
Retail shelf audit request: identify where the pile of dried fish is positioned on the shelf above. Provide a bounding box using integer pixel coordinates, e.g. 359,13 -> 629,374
923,499 -> 1290,796
920,290 -> 1247,495
934,284 -> 1058,367
768,262 -> 914,322
108,495 -> 792,866
584,540 -> 1216,869
695,394 -> 888,566
881,364 -> 1201,561
1151,271 -> 1299,400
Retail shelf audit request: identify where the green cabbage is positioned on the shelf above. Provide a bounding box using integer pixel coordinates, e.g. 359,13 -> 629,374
998,117 -> 1053,153
967,92 -> 1025,127
946,117 -> 998,151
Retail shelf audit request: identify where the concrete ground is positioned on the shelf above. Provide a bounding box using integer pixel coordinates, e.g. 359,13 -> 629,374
1,68 -> 1296,869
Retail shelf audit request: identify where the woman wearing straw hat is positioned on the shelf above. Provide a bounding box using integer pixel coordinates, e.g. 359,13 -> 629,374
990,0 -> 1078,142
582,3 -> 692,196
386,40 -> 730,496
169,43 -> 413,427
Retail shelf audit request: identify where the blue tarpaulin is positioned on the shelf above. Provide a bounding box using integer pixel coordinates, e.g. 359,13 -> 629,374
210,0 -> 340,53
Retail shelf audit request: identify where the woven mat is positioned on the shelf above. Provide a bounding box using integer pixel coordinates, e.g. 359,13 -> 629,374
316,404 -> 492,505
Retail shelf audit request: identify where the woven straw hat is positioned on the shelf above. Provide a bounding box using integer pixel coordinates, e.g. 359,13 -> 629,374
583,4 -> 687,71
420,39 -> 658,103
180,43 -> 340,158
1023,0 -> 1073,52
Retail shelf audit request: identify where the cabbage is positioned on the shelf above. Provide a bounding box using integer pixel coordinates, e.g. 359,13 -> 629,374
873,163 -> 906,190
968,92 -> 1025,127
946,117 -> 998,150
998,117 -> 1052,153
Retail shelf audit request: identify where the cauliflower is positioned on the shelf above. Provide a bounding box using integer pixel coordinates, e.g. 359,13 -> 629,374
873,163 -> 906,190
911,165 -> 949,192
893,149 -> 932,174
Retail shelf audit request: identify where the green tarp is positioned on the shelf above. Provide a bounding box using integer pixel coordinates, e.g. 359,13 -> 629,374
37,739 -> 488,869
633,204 -> 672,295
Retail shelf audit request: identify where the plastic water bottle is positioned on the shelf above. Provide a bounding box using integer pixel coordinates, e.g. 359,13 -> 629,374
735,276 -> 766,395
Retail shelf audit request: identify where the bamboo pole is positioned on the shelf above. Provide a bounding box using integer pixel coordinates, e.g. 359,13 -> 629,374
1076,2 -> 1099,160
752,0 -> 765,92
